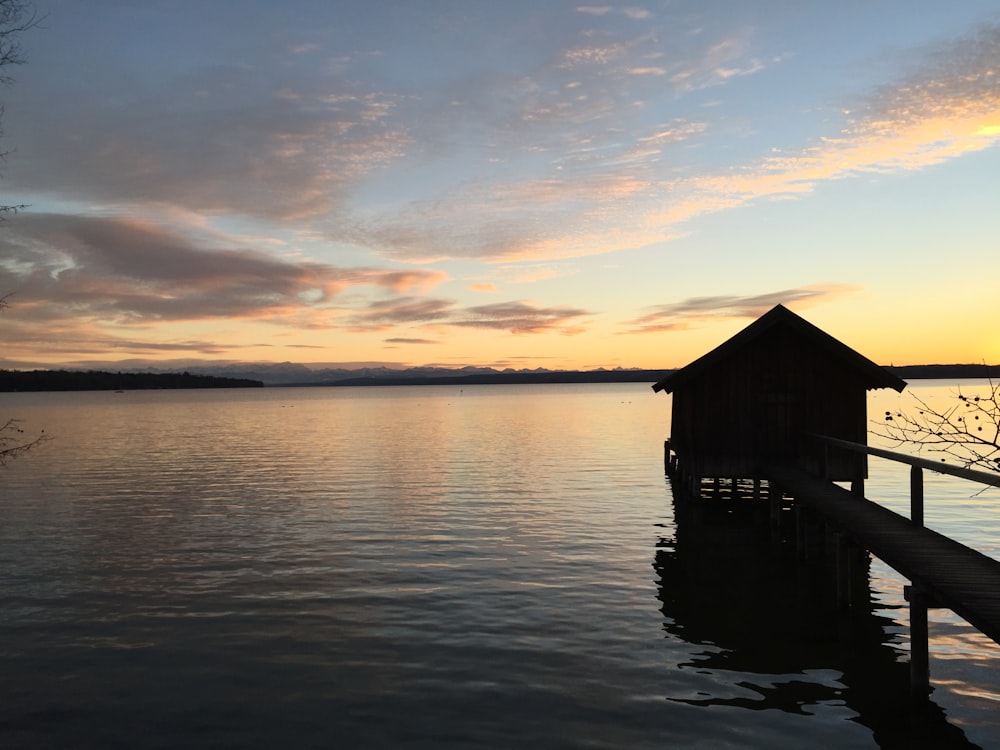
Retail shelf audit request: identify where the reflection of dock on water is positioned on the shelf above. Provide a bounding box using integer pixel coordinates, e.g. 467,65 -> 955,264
765,443 -> 1000,693
651,304 -> 1000,713
655,470 -> 979,748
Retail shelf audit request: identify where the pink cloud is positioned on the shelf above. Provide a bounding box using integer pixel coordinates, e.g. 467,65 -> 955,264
626,285 -> 862,333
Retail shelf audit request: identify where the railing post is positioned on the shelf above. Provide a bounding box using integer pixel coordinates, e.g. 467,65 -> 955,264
910,465 -> 924,527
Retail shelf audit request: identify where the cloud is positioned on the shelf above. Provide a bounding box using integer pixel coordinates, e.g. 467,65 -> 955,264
0,310 -> 241,362
668,29 -> 763,93
623,8 -> 652,21
362,22 -> 1000,267
624,66 -> 667,76
681,24 -> 1000,205
7,50 -> 411,223
3,4 -> 765,269
452,301 -> 592,334
344,297 -> 592,335
5,4 -> 996,301
384,337 -> 439,345
468,282 -> 497,292
0,213 -> 447,326
345,297 -> 456,331
360,117 -> 706,263
575,5 -> 650,20
626,285 -> 861,333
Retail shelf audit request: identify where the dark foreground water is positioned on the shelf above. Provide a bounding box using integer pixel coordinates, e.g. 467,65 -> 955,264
1,382 -> 998,748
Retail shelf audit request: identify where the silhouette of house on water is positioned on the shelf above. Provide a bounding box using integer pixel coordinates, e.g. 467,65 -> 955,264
652,304 -> 906,486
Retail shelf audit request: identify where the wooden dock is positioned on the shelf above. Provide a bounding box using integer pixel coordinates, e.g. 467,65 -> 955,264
767,463 -> 1000,646
663,433 -> 1000,701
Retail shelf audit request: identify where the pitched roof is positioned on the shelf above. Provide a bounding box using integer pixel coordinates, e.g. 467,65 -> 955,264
651,304 -> 907,393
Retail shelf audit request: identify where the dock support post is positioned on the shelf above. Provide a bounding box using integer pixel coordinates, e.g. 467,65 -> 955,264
769,489 -> 782,525
769,488 -> 783,535
834,533 -> 849,609
910,466 -> 924,527
849,546 -> 869,608
794,505 -> 811,562
831,533 -> 868,609
906,584 -> 931,702
794,504 -> 803,560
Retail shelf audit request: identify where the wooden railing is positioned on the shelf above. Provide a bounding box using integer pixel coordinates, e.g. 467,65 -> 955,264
810,434 -> 1000,527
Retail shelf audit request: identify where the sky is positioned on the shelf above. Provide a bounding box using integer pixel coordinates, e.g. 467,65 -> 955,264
1,0 -> 999,372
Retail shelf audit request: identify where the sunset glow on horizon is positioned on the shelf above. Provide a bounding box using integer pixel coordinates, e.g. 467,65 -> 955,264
1,1 -> 999,373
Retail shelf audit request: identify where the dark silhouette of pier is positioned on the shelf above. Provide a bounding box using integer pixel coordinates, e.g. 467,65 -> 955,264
656,472 -> 983,749
765,436 -> 1000,699
652,304 -> 1000,707
664,441 -> 1000,697
768,460 -> 1000,644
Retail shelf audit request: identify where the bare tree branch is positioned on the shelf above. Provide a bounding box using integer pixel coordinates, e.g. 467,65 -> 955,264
0,6 -> 45,464
0,1 -> 40,82
0,0 -> 40,214
872,377 -> 1000,473
0,417 -> 47,464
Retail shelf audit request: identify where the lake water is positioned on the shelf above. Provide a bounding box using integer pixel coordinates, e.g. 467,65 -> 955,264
1,381 -> 998,749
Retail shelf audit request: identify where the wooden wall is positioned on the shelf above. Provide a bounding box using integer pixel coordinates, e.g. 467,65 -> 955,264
670,326 -> 869,482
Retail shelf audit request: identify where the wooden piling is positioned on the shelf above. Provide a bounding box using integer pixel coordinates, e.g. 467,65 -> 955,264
794,504 -> 809,562
906,584 -> 931,702
834,532 -> 850,609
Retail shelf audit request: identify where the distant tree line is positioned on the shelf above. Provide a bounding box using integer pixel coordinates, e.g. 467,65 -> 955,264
0,370 -> 264,392
886,364 -> 1000,379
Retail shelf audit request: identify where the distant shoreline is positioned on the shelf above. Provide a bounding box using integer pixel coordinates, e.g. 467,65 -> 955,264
303,364 -> 999,388
306,369 -> 676,388
0,364 -> 996,392
0,370 -> 264,392
885,364 -> 1000,381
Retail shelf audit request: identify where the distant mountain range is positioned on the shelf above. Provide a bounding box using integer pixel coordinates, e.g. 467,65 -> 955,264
116,363 -> 675,387
134,361 -> 998,386
1,362 -> 996,391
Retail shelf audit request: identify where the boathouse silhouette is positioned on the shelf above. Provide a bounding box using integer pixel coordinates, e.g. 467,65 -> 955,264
652,304 -> 906,491
653,304 -> 1000,705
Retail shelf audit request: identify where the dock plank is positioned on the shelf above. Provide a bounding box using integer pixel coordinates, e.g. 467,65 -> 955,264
767,464 -> 1000,646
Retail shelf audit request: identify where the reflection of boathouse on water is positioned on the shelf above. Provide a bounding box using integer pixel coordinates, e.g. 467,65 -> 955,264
653,304 -> 906,496
653,489 -> 978,748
